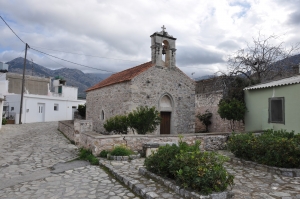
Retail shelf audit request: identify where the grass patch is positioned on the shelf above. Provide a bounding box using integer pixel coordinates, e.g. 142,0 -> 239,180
78,148 -> 99,165
110,145 -> 135,156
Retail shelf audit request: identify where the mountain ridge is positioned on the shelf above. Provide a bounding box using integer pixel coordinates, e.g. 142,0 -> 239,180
6,57 -> 112,98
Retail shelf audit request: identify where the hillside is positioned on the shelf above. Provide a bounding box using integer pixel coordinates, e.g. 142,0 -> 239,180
6,57 -> 113,98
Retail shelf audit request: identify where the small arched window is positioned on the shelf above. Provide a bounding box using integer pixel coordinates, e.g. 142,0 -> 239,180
101,110 -> 105,120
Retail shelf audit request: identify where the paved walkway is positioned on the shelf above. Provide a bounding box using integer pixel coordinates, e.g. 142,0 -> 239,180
1,122 -> 300,199
0,122 -> 139,199
100,158 -> 300,199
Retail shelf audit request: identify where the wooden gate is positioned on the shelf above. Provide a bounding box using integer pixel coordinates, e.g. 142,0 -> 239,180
160,112 -> 171,134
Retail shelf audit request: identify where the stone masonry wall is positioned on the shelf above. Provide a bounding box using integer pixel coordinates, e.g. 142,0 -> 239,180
58,120 -> 75,141
58,120 -> 229,156
195,92 -> 245,132
79,132 -> 229,156
130,66 -> 195,134
86,82 -> 131,133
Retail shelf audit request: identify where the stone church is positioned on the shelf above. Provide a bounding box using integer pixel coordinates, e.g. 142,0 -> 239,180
86,27 -> 195,134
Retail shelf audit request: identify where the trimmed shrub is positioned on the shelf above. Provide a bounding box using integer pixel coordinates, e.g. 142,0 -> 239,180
144,143 -> 180,178
144,140 -> 233,194
110,145 -> 134,156
78,148 -> 99,165
77,104 -> 86,118
99,150 -> 110,158
104,115 -> 128,134
127,106 -> 161,134
2,118 -> 7,125
227,130 -> 300,168
170,151 -> 234,194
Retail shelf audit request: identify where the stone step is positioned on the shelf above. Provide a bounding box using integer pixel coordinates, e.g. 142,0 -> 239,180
99,158 -> 183,199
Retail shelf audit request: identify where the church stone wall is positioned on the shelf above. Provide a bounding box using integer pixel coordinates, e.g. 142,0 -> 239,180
130,65 -> 195,134
195,79 -> 245,132
86,82 -> 131,133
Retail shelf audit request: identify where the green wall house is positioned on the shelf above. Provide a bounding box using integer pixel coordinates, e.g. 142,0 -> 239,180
244,75 -> 300,133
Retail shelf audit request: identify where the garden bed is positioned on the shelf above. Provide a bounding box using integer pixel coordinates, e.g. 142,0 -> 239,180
139,167 -> 234,199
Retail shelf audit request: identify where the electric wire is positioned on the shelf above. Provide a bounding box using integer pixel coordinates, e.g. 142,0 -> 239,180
30,47 -> 115,73
0,16 -> 25,44
31,45 -> 143,63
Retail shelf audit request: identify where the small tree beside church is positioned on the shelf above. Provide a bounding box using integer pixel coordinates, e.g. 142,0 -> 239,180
103,115 -> 128,134
103,106 -> 161,135
128,106 -> 161,135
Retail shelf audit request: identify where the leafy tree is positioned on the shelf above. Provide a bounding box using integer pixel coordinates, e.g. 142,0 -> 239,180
218,98 -> 247,131
196,110 -> 212,132
227,34 -> 299,83
103,115 -> 128,134
77,104 -> 86,118
127,106 -> 161,134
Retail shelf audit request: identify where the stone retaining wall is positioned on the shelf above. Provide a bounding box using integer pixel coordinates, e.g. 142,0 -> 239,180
58,120 -> 230,156
58,120 -> 75,141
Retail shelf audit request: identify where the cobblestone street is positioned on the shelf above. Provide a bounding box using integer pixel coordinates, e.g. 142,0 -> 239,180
0,122 -> 139,199
0,122 -> 300,198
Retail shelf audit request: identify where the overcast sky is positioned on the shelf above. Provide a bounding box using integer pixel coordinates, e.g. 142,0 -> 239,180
0,0 -> 300,78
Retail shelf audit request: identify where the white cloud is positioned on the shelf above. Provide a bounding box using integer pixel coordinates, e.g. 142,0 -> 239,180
0,0 -> 299,78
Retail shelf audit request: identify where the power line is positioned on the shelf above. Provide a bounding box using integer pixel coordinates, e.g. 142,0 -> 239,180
30,47 -> 115,73
31,45 -> 143,63
0,16 -> 25,44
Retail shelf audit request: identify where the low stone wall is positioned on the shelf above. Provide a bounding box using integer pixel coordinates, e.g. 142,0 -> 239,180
58,120 -> 75,142
80,132 -> 229,156
58,120 -> 230,156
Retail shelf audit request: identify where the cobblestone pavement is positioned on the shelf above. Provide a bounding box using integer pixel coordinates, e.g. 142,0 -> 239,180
225,162 -> 300,199
100,157 -> 300,199
0,122 -> 139,199
100,159 -> 183,199
1,122 -> 300,199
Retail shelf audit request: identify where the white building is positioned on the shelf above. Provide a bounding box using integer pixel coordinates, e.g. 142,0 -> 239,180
0,73 -> 85,124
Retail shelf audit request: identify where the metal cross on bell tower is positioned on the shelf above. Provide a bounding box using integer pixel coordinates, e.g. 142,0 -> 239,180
161,25 -> 166,33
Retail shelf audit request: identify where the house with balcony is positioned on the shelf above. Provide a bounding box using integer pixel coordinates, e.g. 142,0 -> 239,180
0,73 -> 85,124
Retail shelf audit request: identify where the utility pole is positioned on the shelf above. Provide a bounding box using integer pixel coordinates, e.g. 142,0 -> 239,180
19,43 -> 29,124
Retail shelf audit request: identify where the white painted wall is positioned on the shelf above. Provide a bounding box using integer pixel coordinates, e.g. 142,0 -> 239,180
60,86 -> 78,100
0,73 -> 8,95
5,94 -> 85,123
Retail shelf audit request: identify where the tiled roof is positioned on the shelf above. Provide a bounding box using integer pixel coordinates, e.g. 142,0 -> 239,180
86,61 -> 154,92
244,75 -> 300,90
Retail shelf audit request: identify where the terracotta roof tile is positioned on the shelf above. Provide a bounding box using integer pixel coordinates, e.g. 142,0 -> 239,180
86,61 -> 154,92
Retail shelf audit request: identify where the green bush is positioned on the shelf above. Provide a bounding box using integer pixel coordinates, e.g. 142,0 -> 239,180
2,118 -> 7,125
128,106 -> 161,134
196,110 -> 212,132
144,139 -> 233,194
110,145 -> 134,156
227,130 -> 300,168
99,150 -> 110,158
104,115 -> 128,134
144,143 -> 180,178
77,104 -> 86,118
78,148 -> 99,165
218,98 -> 246,131
170,151 -> 234,194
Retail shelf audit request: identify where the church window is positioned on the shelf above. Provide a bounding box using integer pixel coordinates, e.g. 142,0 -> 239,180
101,110 -> 105,120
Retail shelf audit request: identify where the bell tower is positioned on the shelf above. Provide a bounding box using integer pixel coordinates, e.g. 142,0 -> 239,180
150,25 -> 177,68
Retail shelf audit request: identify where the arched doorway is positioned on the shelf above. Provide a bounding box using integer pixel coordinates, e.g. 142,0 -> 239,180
159,94 -> 173,134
